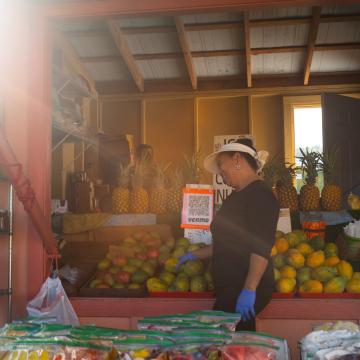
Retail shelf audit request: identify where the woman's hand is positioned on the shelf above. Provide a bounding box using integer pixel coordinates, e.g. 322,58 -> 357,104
176,252 -> 198,268
235,288 -> 256,321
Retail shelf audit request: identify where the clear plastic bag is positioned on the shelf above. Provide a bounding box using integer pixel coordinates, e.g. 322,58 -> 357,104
222,343 -> 279,360
26,277 -> 79,326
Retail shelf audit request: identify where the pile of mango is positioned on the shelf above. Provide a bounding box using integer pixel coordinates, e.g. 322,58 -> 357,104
271,230 -> 360,294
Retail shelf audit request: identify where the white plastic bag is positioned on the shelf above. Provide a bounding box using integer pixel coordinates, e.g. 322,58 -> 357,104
26,276 -> 79,326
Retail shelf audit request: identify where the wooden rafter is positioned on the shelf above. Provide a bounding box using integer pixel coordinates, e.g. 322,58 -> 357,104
243,12 -> 251,88
175,17 -> 197,90
107,19 -> 144,92
54,30 -> 97,96
304,6 -> 322,86
134,52 -> 183,61
122,25 -> 175,35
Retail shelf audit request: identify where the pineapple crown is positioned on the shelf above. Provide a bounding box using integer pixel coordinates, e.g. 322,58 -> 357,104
131,158 -> 151,188
171,166 -> 185,188
183,149 -> 204,184
320,147 -> 339,185
117,163 -> 131,187
261,155 -> 281,188
297,148 -> 321,186
153,162 -> 171,188
278,162 -> 297,187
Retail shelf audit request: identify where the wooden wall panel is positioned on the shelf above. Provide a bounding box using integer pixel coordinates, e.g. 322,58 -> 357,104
198,96 -> 249,183
252,95 -> 284,157
101,100 -> 141,146
144,98 -> 194,165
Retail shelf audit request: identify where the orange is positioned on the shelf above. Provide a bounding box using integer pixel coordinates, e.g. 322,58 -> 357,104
324,256 -> 340,267
336,260 -> 353,280
296,242 -> 313,256
276,278 -> 296,293
275,237 -> 289,254
280,265 -> 297,279
306,250 -> 325,268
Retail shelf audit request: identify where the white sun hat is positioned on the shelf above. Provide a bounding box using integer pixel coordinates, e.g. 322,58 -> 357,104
203,142 -> 269,174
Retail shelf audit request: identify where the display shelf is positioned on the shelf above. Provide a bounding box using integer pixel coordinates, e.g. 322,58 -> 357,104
52,66 -> 94,100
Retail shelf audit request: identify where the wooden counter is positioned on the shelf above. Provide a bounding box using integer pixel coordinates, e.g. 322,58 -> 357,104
71,297 -> 360,359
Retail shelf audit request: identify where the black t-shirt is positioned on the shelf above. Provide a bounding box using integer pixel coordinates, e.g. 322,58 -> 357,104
210,180 -> 280,290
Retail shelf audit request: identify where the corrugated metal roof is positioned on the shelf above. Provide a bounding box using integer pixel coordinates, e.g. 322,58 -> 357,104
194,56 -> 243,77
317,22 -> 360,44
118,16 -> 173,28
188,29 -> 243,52
251,24 -> 309,48
68,36 -> 118,57
311,49 -> 360,72
252,53 -> 304,75
57,20 -> 106,32
321,4 -> 360,15
137,59 -> 186,79
84,62 -> 130,81
250,7 -> 312,20
125,33 -> 181,54
181,12 -> 242,24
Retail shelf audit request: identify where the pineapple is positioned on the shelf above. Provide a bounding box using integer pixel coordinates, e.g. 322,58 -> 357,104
130,160 -> 149,213
149,163 -> 170,215
320,148 -> 342,211
276,163 -> 299,211
183,150 -> 203,184
261,155 -> 280,199
298,148 -> 321,211
167,167 -> 185,214
112,163 -> 130,214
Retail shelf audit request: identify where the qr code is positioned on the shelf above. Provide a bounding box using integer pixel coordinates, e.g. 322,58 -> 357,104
188,195 -> 210,217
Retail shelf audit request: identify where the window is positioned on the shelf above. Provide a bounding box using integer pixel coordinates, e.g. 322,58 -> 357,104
283,96 -> 323,190
294,107 -> 323,192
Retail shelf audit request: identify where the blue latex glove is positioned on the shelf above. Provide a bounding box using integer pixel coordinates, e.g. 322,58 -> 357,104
235,288 -> 256,321
176,252 -> 198,269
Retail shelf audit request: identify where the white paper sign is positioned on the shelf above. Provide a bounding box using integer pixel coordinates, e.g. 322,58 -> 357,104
213,135 -> 255,207
184,228 -> 213,245
277,208 -> 292,233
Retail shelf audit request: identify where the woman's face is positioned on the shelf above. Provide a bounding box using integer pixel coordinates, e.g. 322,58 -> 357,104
216,153 -> 240,188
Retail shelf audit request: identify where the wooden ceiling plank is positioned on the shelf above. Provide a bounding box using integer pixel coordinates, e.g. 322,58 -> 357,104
134,52 -> 183,60
252,45 -> 306,55
316,42 -> 360,51
121,25 -> 175,35
192,49 -> 243,57
304,6 -> 322,86
185,21 -> 242,31
54,30 -> 97,95
107,19 -> 144,92
243,12 -> 252,88
175,16 -> 197,90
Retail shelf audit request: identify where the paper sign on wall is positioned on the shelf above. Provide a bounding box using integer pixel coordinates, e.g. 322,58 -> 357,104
181,186 -> 214,230
213,135 -> 255,208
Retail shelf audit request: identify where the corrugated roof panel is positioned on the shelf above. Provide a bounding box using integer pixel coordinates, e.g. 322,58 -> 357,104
317,22 -> 360,44
181,12 -> 242,24
252,53 -> 304,74
321,4 -> 360,15
125,33 -> 181,54
137,59 -> 186,79
68,36 -> 118,57
84,62 -> 129,81
250,7 -> 312,20
251,24 -> 309,48
188,29 -> 243,52
118,16 -> 173,28
57,20 -> 106,32
311,50 -> 360,72
194,56 -> 243,77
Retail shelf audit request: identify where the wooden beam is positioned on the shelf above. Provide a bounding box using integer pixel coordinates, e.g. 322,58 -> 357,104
107,19 -> 144,92
304,6 -> 321,86
252,45 -> 306,55
320,13 -> 360,24
54,30 -> 97,95
38,0 -> 360,19
250,17 -> 311,27
186,21 -> 242,31
192,49 -> 243,57
316,42 -> 360,51
175,16 -> 197,90
95,71 -> 360,95
243,12 -> 251,88
64,29 -> 109,38
134,52 -> 183,61
79,55 -> 120,63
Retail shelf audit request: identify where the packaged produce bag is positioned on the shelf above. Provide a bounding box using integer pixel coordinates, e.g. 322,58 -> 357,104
26,277 -> 79,326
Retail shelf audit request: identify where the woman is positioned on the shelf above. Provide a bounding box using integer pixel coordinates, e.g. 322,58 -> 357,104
178,139 -> 279,331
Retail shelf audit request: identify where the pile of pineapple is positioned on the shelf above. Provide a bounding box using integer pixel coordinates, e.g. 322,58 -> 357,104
263,148 -> 343,212
272,230 -> 360,295
112,152 -> 203,215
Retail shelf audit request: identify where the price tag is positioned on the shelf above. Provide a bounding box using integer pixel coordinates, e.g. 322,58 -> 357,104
181,187 -> 214,230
